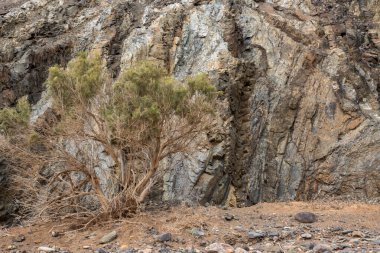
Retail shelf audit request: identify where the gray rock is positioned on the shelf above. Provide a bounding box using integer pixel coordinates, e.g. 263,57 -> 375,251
267,231 -> 279,237
191,228 -> 205,237
155,233 -> 172,242
294,212 -> 317,223
248,230 -> 266,239
99,230 -> 117,244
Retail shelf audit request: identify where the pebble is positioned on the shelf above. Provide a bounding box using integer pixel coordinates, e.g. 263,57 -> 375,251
294,212 -> 317,223
235,247 -> 248,253
352,230 -> 365,238
267,231 -> 279,237
155,233 -> 172,242
82,246 -> 91,249
205,243 -> 234,253
51,231 -> 60,237
94,249 -> 108,253
38,246 -> 56,252
99,231 -> 117,244
342,230 -> 353,235
301,233 -> 312,239
224,213 -> 234,221
7,245 -> 17,250
234,225 -> 246,232
248,230 -> 265,239
191,228 -> 205,237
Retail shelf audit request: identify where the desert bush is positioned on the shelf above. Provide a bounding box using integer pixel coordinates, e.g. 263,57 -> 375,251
0,96 -> 30,135
0,52 -> 218,227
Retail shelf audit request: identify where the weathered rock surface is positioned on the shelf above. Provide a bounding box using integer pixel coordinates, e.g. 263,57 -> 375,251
0,0 -> 379,215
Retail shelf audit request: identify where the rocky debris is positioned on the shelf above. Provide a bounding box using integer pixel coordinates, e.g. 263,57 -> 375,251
294,212 -> 317,223
205,243 -> 234,253
155,233 -> 172,242
99,231 -> 117,244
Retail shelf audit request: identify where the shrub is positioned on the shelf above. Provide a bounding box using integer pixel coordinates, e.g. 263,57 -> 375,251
0,96 -> 30,134
0,53 -> 219,227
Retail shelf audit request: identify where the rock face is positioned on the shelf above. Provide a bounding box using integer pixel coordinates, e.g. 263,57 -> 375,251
0,0 -> 379,210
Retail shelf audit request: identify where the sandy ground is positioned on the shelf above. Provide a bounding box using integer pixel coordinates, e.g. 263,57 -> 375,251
1,201 -> 380,252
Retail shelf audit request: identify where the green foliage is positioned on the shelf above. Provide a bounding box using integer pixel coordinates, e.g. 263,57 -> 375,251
187,73 -> 216,97
0,96 -> 30,134
46,51 -> 103,109
103,61 -> 217,143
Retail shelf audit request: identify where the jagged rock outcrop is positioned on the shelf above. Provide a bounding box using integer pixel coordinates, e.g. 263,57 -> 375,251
0,0 -> 379,217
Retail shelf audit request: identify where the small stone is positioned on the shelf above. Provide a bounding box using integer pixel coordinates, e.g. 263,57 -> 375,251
51,231 -> 60,237
294,212 -> 317,223
155,233 -> 172,242
139,249 -> 152,253
313,244 -> 333,253
7,245 -> 17,250
38,246 -> 56,252
235,247 -> 248,253
199,241 -> 207,247
342,230 -> 353,235
352,230 -> 365,238
118,248 -> 136,253
82,246 -> 91,249
205,243 -> 234,253
302,242 -> 315,250
224,213 -> 234,221
99,231 -> 117,244
234,225 -> 246,232
147,227 -> 158,235
267,231 -> 279,237
248,230 -> 265,239
330,226 -> 343,232
119,245 -> 129,250
191,228 -> 205,237
13,234 -> 26,242
301,233 -> 312,239
94,249 -> 108,253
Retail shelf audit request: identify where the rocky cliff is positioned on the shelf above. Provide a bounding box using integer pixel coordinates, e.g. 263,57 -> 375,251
0,0 -> 379,219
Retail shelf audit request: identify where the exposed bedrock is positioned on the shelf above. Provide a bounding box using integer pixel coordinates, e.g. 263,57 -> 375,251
0,0 -> 379,215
